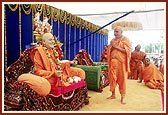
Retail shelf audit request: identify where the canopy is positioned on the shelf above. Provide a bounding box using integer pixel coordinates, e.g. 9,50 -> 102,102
47,2 -> 166,31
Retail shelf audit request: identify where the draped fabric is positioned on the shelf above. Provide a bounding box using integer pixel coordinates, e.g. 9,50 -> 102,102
65,24 -> 70,60
59,22 -> 65,57
52,21 -> 59,37
70,26 -> 75,60
91,34 -> 95,61
81,28 -> 85,49
21,11 -> 32,50
142,63 -> 164,93
75,27 -> 80,55
4,4 -> 108,68
6,6 -> 20,66
85,30 -> 89,53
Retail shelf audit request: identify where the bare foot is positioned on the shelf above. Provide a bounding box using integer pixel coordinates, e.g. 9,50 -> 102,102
121,97 -> 126,104
106,95 -> 116,99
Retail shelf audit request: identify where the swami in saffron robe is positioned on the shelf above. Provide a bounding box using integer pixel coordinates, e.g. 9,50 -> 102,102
129,50 -> 146,80
107,36 -> 131,97
142,63 -> 164,93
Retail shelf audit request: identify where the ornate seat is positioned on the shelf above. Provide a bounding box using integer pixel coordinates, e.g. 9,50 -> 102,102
73,49 -> 109,92
4,47 -> 89,111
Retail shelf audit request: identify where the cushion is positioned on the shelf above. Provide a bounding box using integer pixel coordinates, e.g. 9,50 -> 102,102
50,80 -> 86,96
18,73 -> 51,96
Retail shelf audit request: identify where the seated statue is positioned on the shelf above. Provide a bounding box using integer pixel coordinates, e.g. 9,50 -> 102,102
18,33 -> 86,96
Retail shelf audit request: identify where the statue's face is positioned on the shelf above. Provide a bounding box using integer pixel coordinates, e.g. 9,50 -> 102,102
43,34 -> 55,49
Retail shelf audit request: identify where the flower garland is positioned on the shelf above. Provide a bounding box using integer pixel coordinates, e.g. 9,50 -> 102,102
43,46 -> 81,86
33,12 -> 52,43
54,37 -> 64,59
43,46 -> 63,76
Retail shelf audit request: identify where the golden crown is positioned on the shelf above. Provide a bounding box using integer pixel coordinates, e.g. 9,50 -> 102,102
33,12 -> 53,43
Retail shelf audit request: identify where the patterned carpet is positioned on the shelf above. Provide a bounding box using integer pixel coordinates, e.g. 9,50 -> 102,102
80,79 -> 164,113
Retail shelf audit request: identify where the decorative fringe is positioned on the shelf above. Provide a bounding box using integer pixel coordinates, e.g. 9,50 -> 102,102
112,21 -> 143,31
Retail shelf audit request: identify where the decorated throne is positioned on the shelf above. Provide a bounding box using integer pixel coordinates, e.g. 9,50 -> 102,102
4,47 -> 89,111
4,13 -> 89,111
73,49 -> 109,92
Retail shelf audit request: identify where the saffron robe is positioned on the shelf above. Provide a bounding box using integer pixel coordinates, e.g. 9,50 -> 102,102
142,63 -> 164,92
129,50 -> 146,80
107,36 -> 131,97
18,46 -> 85,96
33,45 -> 85,86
